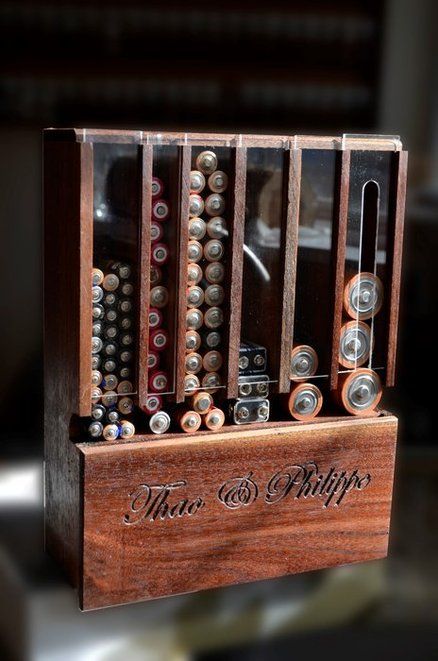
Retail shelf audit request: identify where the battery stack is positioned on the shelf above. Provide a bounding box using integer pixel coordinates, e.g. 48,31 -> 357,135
89,263 -> 136,440
146,177 -> 172,435
180,150 -> 228,432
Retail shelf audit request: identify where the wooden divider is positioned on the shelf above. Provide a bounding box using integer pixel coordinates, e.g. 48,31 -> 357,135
386,150 -> 408,386
175,146 -> 192,403
330,150 -> 351,390
278,149 -> 302,393
226,147 -> 247,399
137,145 -> 153,410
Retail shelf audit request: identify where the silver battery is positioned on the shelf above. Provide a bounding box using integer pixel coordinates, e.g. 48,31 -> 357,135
104,325 -> 118,340
150,285 -> 169,308
91,370 -> 103,386
88,421 -> 103,438
91,336 -> 103,354
231,398 -> 270,425
184,374 -> 201,393
204,239 -> 224,262
205,262 -> 225,284
149,411 -> 171,435
121,282 -> 134,297
92,355 -> 102,370
185,352 -> 203,374
238,374 -> 269,399
189,194 -> 204,217
189,217 -> 207,241
104,308 -> 118,323
190,170 -> 206,194
92,304 -> 105,320
120,333 -> 134,347
346,371 -> 381,412
204,331 -> 221,348
196,150 -> 218,175
204,306 -> 224,329
206,216 -> 227,239
187,285 -> 204,308
103,373 -> 118,391
187,240 -> 203,263
290,346 -> 318,379
120,420 -> 135,439
204,284 -> 224,306
102,358 -> 116,373
186,308 -> 203,331
91,404 -> 106,421
119,298 -> 133,314
92,321 -> 103,336
205,193 -> 225,217
92,285 -> 104,303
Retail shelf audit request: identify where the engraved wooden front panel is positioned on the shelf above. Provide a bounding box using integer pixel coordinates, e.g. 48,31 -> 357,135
80,415 -> 397,610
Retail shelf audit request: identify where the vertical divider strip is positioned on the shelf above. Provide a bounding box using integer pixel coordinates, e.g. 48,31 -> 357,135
330,149 -> 351,390
226,147 -> 247,399
386,150 -> 408,386
137,144 -> 153,410
175,145 -> 192,403
278,148 -> 301,392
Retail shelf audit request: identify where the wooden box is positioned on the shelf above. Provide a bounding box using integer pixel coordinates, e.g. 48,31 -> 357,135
44,129 -> 406,610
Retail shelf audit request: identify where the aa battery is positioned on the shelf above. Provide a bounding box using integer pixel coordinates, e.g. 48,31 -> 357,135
204,306 -> 223,329
143,394 -> 163,415
204,407 -> 225,431
150,265 -> 162,286
150,220 -> 164,243
110,262 -> 131,280
184,374 -> 201,393
190,391 -> 213,414
102,273 -> 119,292
104,292 -> 118,308
102,390 -> 118,407
186,330 -> 201,352
91,404 -> 106,421
102,373 -> 118,391
102,358 -> 116,373
189,194 -> 204,217
188,240 -> 203,263
92,304 -> 105,320
335,368 -> 382,416
104,308 -> 118,323
177,408 -> 202,433
92,321 -> 103,336
103,325 -> 118,340
148,370 -> 168,393
149,410 -> 171,435
118,298 -> 133,314
188,217 -> 207,241
92,336 -> 103,354
205,193 -> 225,217
119,350 -> 133,364
208,171 -> 228,194
205,262 -> 225,284
120,420 -> 135,439
102,423 -> 120,441
92,285 -> 104,303
117,380 -> 133,395
148,308 -> 163,329
204,284 -> 224,306
88,421 -> 103,438
149,328 -> 169,351
92,268 -> 104,286
196,150 -> 218,175
102,341 -> 118,357
151,243 -> 169,266
206,217 -> 227,239
344,272 -> 383,320
286,383 -> 323,421
151,176 -> 164,199
339,321 -> 372,369
203,330 -> 221,349
290,345 -> 318,380
150,285 -> 169,308
152,199 -> 170,222
120,333 -> 134,347
203,350 -> 223,372
190,170 -> 206,194
185,352 -> 203,374
201,372 -> 221,392
187,263 -> 203,285
106,408 -> 120,424
204,239 -> 224,262
186,285 -> 204,308
147,350 -> 160,370
92,355 -> 102,370
119,366 -> 131,379
121,282 -> 134,297
186,308 -> 203,331
91,370 -> 103,386
118,396 -> 134,415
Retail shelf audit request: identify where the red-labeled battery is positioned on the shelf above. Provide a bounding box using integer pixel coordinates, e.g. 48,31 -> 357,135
151,243 -> 170,266
151,176 -> 164,199
152,199 -> 169,221
148,307 -> 163,329
148,370 -> 168,393
143,393 -> 163,415
149,328 -> 169,351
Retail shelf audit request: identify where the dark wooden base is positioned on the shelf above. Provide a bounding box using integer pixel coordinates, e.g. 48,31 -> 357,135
59,413 -> 399,610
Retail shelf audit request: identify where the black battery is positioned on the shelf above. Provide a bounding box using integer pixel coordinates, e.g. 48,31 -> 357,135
238,341 -> 268,375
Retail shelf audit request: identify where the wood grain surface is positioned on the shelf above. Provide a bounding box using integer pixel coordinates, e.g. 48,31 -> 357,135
80,414 -> 397,610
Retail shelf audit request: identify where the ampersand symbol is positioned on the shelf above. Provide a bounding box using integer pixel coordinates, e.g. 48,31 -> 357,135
217,472 -> 259,509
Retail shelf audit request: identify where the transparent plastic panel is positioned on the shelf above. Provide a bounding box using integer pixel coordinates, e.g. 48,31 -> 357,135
342,151 -> 392,374
294,149 -> 337,380
184,145 -> 233,398
240,147 -> 286,385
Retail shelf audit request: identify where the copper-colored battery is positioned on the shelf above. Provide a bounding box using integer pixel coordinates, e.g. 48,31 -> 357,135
204,407 -> 225,431
203,350 -> 223,372
120,420 -> 135,439
190,391 -> 213,414
286,383 -> 323,421
188,217 -> 207,241
206,216 -> 227,239
102,273 -> 119,292
196,150 -> 217,175
204,239 -> 224,262
185,352 -> 203,374
339,320 -> 372,369
201,372 -> 221,392
344,272 -> 383,320
187,262 -> 203,285
290,345 -> 318,380
92,267 -> 104,286
186,285 -> 204,308
184,374 -> 201,393
208,171 -> 228,194
186,330 -> 201,352
205,193 -> 225,217
205,262 -> 225,284
335,368 -> 382,416
177,409 -> 202,433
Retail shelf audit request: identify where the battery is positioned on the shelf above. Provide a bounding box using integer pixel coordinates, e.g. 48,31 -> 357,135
189,217 -> 207,241
104,292 -> 118,308
92,285 -> 104,304
149,410 -> 171,435
102,358 -> 116,373
110,262 -> 131,280
203,350 -> 223,372
186,308 -> 203,331
239,342 -> 267,375
119,350 -> 133,363
120,316 -> 132,330
205,262 -> 225,284
143,394 -> 163,415
344,272 -> 383,321
204,306 -> 224,329
151,243 -> 170,266
148,308 -> 163,329
208,171 -> 228,194
91,336 -> 103,354
204,239 -> 224,262
196,150 -> 218,175
118,298 -> 133,314
120,420 -> 135,439
148,350 -> 160,370
104,325 -> 118,341
205,193 -> 225,217
121,282 -> 134,297
178,409 -> 202,433
190,391 -> 213,414
185,352 -> 203,374
150,220 -> 163,243
149,328 -> 169,351
92,268 -> 104,286
102,273 -> 119,292
206,216 -> 227,239
201,372 -> 221,392
189,194 -> 204,218
238,374 -> 269,399
148,370 -> 168,393
190,170 -> 206,194
102,373 -> 118,391
91,404 -> 106,421
186,285 -> 204,308
204,284 -> 224,306
152,199 -> 170,222
92,355 -> 102,370
91,370 -> 103,386
118,396 -> 134,415
204,407 -> 225,431
186,330 -> 201,352
188,240 -> 203,263
91,387 -> 102,404
88,421 -> 103,438
339,321 -> 372,369
151,176 -> 164,199
103,423 -> 120,441
92,321 -> 103,337
119,366 -> 131,379
92,304 -> 105,320
106,409 -> 120,424
120,333 -> 134,347
102,390 -> 118,407
290,345 -> 318,380
184,374 -> 201,393
104,308 -> 118,323
231,398 -> 270,425
286,383 -> 323,421
187,263 -> 203,286
150,265 -> 162,286
202,331 -> 220,349
336,368 -> 382,416
117,380 -> 133,394
150,285 -> 169,308
102,341 -> 118,357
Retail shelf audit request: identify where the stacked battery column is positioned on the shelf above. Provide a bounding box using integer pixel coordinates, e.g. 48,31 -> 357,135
89,263 -> 136,440
182,150 -> 228,432
147,177 -> 171,434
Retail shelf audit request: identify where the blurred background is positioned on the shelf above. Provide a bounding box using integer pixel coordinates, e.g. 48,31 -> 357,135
1,1 -> 438,659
